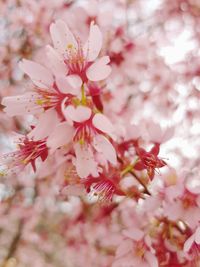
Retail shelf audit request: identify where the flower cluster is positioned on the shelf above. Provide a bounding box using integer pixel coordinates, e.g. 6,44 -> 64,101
0,0 -> 200,267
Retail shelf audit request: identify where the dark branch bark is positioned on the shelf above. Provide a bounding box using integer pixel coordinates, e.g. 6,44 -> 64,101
1,220 -> 23,267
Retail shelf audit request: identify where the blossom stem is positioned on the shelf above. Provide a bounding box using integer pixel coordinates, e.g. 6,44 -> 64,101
1,219 -> 23,267
121,164 -> 133,176
118,156 -> 151,195
81,83 -> 87,105
129,170 -> 151,195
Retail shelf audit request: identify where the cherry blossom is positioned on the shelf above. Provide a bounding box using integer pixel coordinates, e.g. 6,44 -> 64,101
47,105 -> 117,178
0,1 -> 200,267
50,19 -> 111,83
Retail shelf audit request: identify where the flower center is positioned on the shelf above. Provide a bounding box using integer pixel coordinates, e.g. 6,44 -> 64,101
1,137 -> 48,174
64,41 -> 90,82
135,242 -> 146,258
36,89 -> 65,109
73,119 -> 96,145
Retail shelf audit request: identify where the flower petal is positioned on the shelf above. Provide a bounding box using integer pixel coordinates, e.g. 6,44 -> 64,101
64,105 -> 91,122
162,126 -> 175,143
28,109 -> 59,140
147,122 -> 174,144
45,45 -> 67,76
19,59 -> 53,88
122,228 -> 144,241
194,227 -> 200,244
83,22 -> 102,61
115,239 -> 133,258
47,122 -> 74,152
86,56 -> 112,81
74,143 -> 99,178
183,235 -> 195,252
56,75 -> 81,95
93,135 -> 117,165
2,92 -> 43,116
144,252 -> 158,267
50,20 -> 77,54
147,123 -> 162,143
61,184 -> 86,197
92,113 -> 114,136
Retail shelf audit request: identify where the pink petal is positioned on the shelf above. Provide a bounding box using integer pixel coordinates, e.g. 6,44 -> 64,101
126,124 -> 141,140
194,227 -> 200,244
183,235 -> 195,252
112,257 -> 136,267
85,1 -> 98,17
83,22 -> 102,61
50,20 -> 77,54
74,143 -> 99,178
92,113 -> 114,135
147,122 -> 174,143
122,228 -> 144,241
19,59 -> 53,88
56,75 -> 81,95
93,135 -> 117,165
162,126 -> 175,143
186,176 -> 200,194
147,123 -> 162,143
67,75 -> 82,89
64,105 -> 91,122
61,184 -> 86,197
163,202 -> 182,221
144,252 -> 158,267
2,92 -> 43,116
115,239 -> 133,258
45,45 -> 67,76
86,56 -> 112,81
165,184 -> 184,202
47,122 -> 74,152
197,196 -> 200,207
28,109 -> 59,140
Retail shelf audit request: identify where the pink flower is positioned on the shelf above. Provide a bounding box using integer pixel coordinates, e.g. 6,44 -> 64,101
134,144 -> 167,180
0,136 -> 48,175
146,122 -> 174,144
163,178 -> 200,228
82,173 -> 125,202
47,105 -> 117,178
50,20 -> 112,83
113,228 -> 158,267
2,59 -> 81,117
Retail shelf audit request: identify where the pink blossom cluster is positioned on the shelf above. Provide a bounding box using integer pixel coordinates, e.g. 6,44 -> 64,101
0,0 -> 200,266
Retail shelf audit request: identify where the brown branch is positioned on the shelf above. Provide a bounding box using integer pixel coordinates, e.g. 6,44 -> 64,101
117,156 -> 151,196
1,220 -> 23,267
129,170 -> 151,196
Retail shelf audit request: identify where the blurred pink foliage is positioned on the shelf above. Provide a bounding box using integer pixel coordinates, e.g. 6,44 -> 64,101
0,0 -> 200,266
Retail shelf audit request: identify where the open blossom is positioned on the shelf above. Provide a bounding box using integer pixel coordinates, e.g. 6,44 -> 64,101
50,19 -> 112,83
2,19 -> 111,119
47,105 -> 117,178
82,172 -> 125,202
162,171 -> 200,229
112,228 -> 158,267
0,135 -> 48,175
163,181 -> 200,229
134,143 -> 167,180
2,59 -> 81,117
146,122 -> 174,144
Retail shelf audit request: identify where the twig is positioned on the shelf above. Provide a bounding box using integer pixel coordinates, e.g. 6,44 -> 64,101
118,156 -> 151,196
1,220 -> 23,267
129,170 -> 151,196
